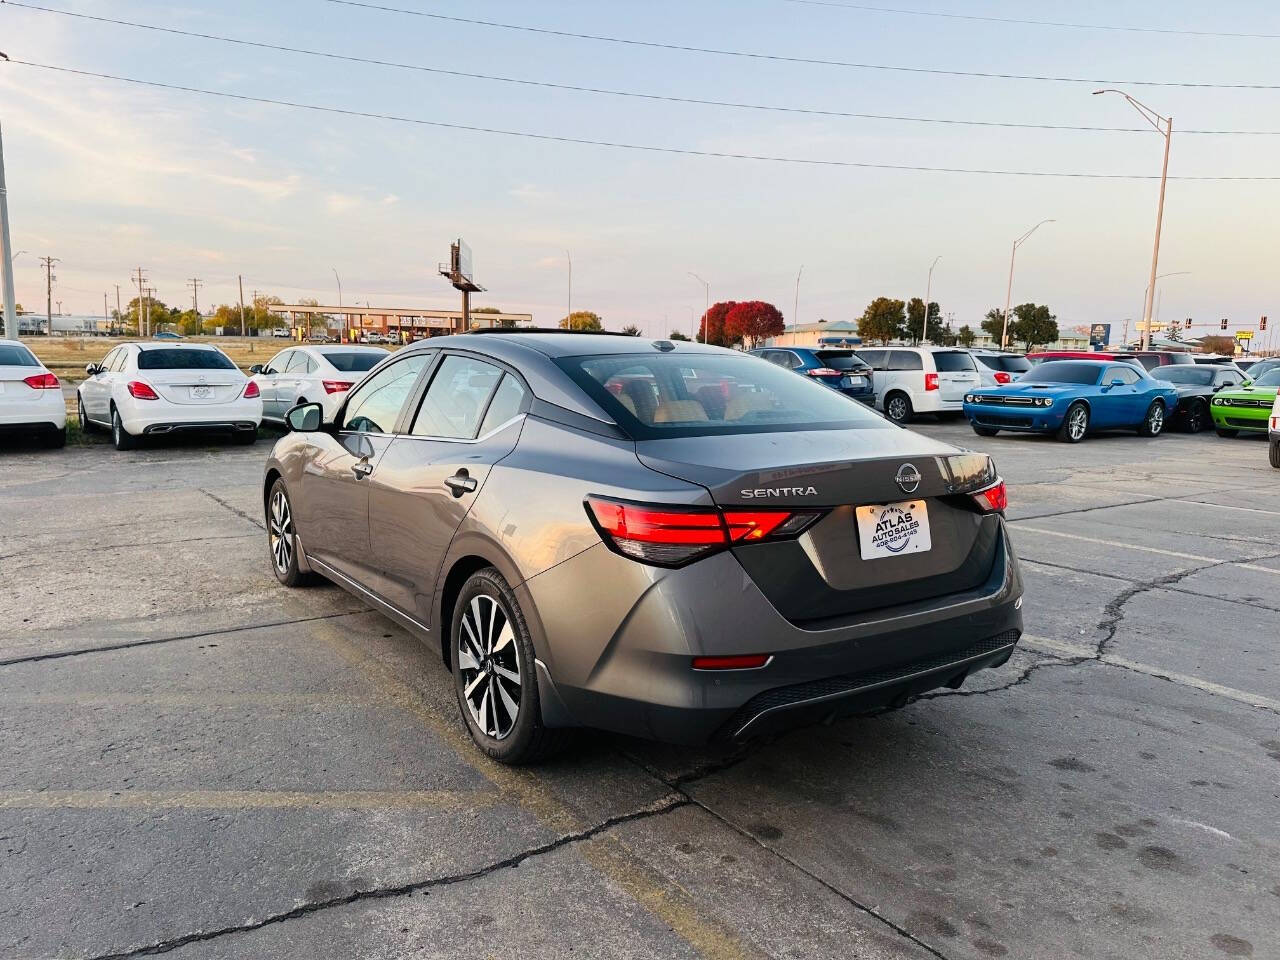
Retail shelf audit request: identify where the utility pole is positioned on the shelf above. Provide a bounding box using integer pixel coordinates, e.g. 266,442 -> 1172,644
793,264 -> 804,335
565,250 -> 572,322
40,256 -> 59,337
104,291 -> 109,332
238,274 -> 246,336
187,277 -> 202,314
922,256 -> 941,344
688,273 -> 710,343
0,121 -> 19,341
132,268 -> 148,336
115,284 -> 122,335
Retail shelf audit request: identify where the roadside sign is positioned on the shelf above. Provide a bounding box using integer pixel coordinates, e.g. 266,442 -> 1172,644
1236,330 -> 1254,341
1089,323 -> 1111,348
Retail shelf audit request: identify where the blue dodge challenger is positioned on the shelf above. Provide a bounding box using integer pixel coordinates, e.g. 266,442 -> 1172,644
962,359 -> 1179,443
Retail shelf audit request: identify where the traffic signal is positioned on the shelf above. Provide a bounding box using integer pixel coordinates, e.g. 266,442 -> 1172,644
1262,316 -> 1269,331
1220,319 -> 1229,330
1184,318 -> 1192,330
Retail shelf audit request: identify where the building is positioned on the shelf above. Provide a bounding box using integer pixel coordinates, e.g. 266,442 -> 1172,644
765,320 -> 861,348
268,304 -> 534,340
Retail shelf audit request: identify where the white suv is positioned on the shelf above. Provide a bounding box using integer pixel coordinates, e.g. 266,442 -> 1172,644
854,346 -> 981,424
77,342 -> 262,450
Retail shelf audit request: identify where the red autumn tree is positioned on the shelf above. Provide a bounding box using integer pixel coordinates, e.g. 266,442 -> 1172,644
698,301 -> 737,346
725,300 -> 785,348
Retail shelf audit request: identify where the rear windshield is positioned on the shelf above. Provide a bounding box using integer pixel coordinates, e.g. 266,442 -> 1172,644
0,344 -> 39,366
137,348 -> 236,371
558,352 -> 887,439
320,351 -> 384,372
932,351 -> 977,372
812,350 -> 869,371
1020,361 -> 1103,385
977,354 -> 1032,373
1157,367 -> 1214,386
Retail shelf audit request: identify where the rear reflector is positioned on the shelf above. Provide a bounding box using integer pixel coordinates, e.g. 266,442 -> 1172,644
805,367 -> 841,377
924,372 -> 940,391
973,481 -> 1008,513
585,496 -> 819,567
22,372 -> 60,389
994,371 -> 1012,384
322,380 -> 354,394
692,654 -> 771,670
127,380 -> 159,400
242,380 -> 260,399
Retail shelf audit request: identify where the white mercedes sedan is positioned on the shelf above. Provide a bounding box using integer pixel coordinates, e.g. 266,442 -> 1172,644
247,344 -> 388,423
77,342 -> 262,450
0,339 -> 67,448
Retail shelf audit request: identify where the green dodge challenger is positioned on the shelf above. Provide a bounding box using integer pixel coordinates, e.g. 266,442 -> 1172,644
1211,368 -> 1280,438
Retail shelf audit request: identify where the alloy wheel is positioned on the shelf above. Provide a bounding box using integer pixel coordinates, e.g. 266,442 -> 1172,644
1148,404 -> 1164,435
458,593 -> 521,740
268,489 -> 293,574
1068,406 -> 1088,441
887,397 -> 907,421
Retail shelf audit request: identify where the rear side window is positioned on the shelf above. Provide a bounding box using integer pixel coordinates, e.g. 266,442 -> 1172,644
412,355 -> 504,439
342,355 -> 431,434
0,344 -> 38,366
285,352 -> 314,374
888,351 -> 924,371
110,350 -> 131,372
856,350 -> 887,370
137,349 -> 235,371
932,351 -> 976,372
813,350 -> 868,371
558,352 -> 884,439
1104,366 -> 1141,385
321,351 -> 384,373
479,374 -> 528,435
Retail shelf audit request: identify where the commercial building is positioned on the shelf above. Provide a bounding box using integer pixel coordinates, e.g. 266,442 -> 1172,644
267,304 -> 533,340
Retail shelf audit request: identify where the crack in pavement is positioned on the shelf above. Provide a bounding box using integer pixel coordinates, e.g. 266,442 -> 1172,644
0,532 -> 259,566
83,794 -> 689,960
1006,483 -> 1252,522
1020,556 -> 1280,614
198,488 -> 265,531
0,609 -> 370,667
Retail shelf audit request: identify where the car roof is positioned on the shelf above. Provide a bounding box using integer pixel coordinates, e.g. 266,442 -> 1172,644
418,330 -> 731,359
132,341 -> 222,350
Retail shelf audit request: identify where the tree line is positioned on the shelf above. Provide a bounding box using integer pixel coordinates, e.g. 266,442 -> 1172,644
856,297 -> 1059,351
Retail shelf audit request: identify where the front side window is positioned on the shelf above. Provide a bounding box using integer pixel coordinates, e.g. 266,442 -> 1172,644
1105,366 -> 1140,385
411,355 -> 505,439
285,352 -> 313,374
558,352 -> 886,439
137,349 -> 236,371
341,355 -> 431,434
856,349 -> 887,370
264,351 -> 290,374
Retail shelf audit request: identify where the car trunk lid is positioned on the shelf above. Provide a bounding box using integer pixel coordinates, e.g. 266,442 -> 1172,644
141,371 -> 246,405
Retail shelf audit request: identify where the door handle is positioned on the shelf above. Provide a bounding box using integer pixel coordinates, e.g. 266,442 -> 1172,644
445,471 -> 478,497
351,460 -> 373,479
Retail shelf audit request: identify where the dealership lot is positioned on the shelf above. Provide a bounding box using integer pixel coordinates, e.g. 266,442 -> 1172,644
1,424 -> 1277,960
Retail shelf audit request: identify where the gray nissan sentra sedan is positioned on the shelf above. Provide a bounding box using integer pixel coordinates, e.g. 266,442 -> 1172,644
264,331 -> 1023,763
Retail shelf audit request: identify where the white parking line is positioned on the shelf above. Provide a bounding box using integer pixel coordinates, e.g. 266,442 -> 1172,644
1021,635 -> 1280,712
1171,499 -> 1280,518
1015,527 -> 1280,575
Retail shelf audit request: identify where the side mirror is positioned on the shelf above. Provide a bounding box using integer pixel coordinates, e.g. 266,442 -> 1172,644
1242,379 -> 1253,387
286,402 -> 325,433
85,363 -> 100,375
1109,378 -> 1125,387
248,364 -> 264,375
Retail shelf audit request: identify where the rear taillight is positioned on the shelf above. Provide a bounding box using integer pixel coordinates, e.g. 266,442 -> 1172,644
994,371 -> 1012,384
23,372 -> 60,389
127,380 -> 159,400
585,497 -> 819,567
925,372 -> 940,391
242,380 -> 260,399
972,481 -> 1008,514
805,367 -> 841,378
692,654 -> 771,671
322,380 -> 353,394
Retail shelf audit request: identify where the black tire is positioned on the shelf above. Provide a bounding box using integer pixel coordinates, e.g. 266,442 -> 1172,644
1137,400 -> 1166,437
77,395 -> 97,434
266,479 -> 317,587
1270,439 -> 1280,469
1215,427 -> 1238,439
234,429 -> 258,446
1181,399 -> 1209,434
1056,402 -> 1089,443
111,408 -> 136,451
883,391 -> 913,425
47,427 -> 67,449
972,424 -> 999,437
452,567 -> 569,765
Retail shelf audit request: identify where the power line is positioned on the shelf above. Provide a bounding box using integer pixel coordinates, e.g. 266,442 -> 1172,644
321,0 -> 1280,90
8,58 -> 1280,181
778,0 -> 1280,41
6,1 -> 1278,135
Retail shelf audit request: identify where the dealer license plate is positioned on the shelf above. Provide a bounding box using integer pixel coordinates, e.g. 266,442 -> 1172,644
190,385 -> 214,400
855,500 -> 931,560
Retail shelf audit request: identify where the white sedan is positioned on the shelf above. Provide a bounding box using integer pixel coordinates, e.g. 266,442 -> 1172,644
77,342 -> 262,450
247,345 -> 388,423
0,339 -> 67,448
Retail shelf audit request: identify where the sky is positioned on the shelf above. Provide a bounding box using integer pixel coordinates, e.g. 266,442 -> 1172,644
2,0 -> 1279,343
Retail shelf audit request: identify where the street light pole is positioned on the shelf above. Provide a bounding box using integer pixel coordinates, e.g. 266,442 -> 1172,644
1001,220 -> 1055,350
0,122 -> 18,341
793,264 -> 804,336
922,256 -> 940,344
1142,270 -> 1190,344
566,250 -> 572,323
688,272 -> 709,343
1094,89 -> 1172,352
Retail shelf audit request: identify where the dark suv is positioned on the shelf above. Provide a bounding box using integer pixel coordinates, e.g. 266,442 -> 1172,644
751,347 -> 874,403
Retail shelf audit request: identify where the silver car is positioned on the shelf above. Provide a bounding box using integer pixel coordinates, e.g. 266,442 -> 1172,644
248,345 -> 389,423
264,332 -> 1023,763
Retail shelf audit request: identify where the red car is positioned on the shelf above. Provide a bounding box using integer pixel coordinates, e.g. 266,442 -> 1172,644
1027,350 -> 1194,373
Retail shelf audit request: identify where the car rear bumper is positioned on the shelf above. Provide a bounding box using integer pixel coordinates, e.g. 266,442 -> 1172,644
522,524 -> 1023,745
0,396 -> 67,431
120,398 -> 262,434
141,420 -> 259,436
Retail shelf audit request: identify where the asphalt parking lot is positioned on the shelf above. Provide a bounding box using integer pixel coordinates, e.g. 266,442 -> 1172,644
2,422 -> 1278,960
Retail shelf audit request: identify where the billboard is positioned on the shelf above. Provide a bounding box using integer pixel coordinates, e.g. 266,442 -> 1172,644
1088,323 -> 1111,349
453,239 -> 474,284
